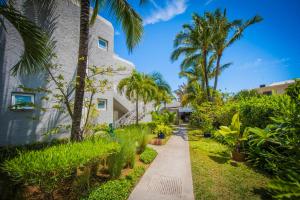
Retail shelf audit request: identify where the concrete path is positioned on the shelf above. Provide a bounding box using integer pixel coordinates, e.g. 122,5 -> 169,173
129,126 -> 194,200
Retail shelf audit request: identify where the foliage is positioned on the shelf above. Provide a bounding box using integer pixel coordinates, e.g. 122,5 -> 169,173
188,129 -> 203,141
238,95 -> 283,129
86,166 -> 145,200
140,147 -> 157,164
107,125 -> 150,178
151,110 -> 176,125
153,124 -> 173,136
2,137 -> 120,193
243,83 -> 300,199
215,113 -> 248,152
190,102 -> 215,133
0,1 -> 53,75
233,89 -> 260,100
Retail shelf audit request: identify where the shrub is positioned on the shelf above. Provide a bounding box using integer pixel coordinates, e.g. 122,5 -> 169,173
107,125 -> 150,178
140,147 -> 157,164
153,124 -> 172,136
190,102 -> 215,133
188,129 -> 203,141
2,138 -> 120,193
86,166 -> 145,200
238,95 -> 283,129
151,110 -> 176,125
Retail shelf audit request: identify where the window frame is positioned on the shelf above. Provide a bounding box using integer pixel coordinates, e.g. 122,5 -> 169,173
97,98 -> 107,111
11,92 -> 35,111
98,37 -> 108,50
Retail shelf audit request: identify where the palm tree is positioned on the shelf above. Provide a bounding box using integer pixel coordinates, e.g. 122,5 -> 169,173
171,13 -> 214,101
150,72 -> 173,108
71,0 -> 146,141
208,9 -> 262,100
0,0 -> 52,75
118,70 -> 144,124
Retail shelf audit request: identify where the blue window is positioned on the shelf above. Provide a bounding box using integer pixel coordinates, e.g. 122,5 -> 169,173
11,93 -> 35,110
98,38 -> 108,50
97,99 -> 107,110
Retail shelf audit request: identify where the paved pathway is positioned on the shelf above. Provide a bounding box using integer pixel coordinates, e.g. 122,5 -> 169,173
129,126 -> 195,200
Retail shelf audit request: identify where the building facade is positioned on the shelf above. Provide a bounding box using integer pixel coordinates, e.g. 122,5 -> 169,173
0,0 -> 150,146
255,80 -> 296,95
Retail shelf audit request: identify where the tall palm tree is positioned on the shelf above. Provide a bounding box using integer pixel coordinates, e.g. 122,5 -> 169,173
118,70 -> 143,124
171,13 -> 214,101
0,0 -> 52,75
71,0 -> 146,141
208,9 -> 262,100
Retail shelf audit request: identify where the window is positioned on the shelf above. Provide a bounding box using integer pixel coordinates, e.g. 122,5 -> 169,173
11,93 -> 35,110
98,38 -> 108,50
263,91 -> 272,95
97,99 -> 107,110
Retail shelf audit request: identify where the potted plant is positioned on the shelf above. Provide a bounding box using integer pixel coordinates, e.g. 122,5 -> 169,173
215,113 -> 248,162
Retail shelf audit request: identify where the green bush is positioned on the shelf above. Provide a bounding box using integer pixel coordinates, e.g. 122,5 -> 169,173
107,125 -> 150,178
190,102 -> 215,133
151,110 -> 176,125
238,95 -> 283,129
140,147 -> 157,164
86,166 -> 145,200
153,124 -> 172,136
2,138 -> 120,193
188,129 -> 203,141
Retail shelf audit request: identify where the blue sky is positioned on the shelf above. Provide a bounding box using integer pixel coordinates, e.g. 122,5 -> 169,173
101,0 -> 300,93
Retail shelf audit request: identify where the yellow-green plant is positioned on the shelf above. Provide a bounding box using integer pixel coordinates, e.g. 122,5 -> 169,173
153,124 -> 172,136
215,113 -> 248,152
2,138 -> 120,194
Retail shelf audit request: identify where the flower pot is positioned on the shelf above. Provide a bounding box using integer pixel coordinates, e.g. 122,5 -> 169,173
231,151 -> 246,162
152,138 -> 163,145
203,133 -> 211,138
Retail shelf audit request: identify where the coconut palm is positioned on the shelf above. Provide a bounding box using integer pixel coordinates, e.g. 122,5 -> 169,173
118,70 -> 156,124
171,13 -> 214,101
150,72 -> 173,107
208,9 -> 262,99
71,0 -> 146,140
0,0 -> 52,75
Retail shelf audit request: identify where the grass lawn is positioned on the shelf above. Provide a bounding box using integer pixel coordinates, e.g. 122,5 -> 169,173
189,135 -> 271,200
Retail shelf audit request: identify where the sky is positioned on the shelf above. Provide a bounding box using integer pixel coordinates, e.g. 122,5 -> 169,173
101,0 -> 300,93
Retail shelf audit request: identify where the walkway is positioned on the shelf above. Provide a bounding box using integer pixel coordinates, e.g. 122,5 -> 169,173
129,126 -> 195,200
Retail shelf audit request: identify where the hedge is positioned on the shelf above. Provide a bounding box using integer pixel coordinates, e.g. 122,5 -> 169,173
140,147 -> 157,164
2,138 -> 120,192
86,166 -> 145,200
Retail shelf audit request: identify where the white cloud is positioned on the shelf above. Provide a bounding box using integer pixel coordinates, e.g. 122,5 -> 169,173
115,31 -> 120,36
143,0 -> 188,26
238,57 -> 290,70
204,0 -> 214,6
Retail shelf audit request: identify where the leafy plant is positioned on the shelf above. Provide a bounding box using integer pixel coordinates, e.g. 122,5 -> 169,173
140,147 -> 157,164
86,166 -> 145,200
153,124 -> 172,137
215,113 -> 248,153
2,137 -> 120,194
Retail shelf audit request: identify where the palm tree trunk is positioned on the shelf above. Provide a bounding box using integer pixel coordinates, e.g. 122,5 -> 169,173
203,50 -> 211,101
212,54 -> 221,101
136,95 -> 139,125
71,0 -> 90,141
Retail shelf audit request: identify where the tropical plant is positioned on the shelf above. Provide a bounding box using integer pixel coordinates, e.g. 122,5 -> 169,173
0,0 -> 53,75
71,0 -> 146,141
207,9 -> 262,99
171,13 -> 215,100
150,72 -> 173,107
215,113 -> 248,154
153,124 -> 172,137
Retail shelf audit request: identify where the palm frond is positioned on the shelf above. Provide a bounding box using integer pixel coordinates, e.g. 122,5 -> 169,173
0,3 -> 53,75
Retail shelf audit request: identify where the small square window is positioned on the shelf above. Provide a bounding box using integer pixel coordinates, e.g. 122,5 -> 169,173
97,99 -> 107,110
98,38 -> 108,50
11,93 -> 35,110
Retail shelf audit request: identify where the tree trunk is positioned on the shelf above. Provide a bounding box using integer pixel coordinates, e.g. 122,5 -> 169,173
71,0 -> 90,141
136,95 -> 139,125
202,50 -> 211,101
212,54 -> 221,101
